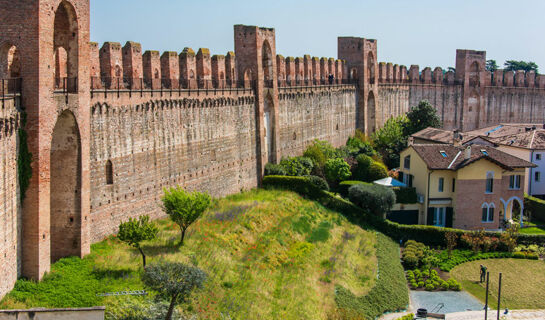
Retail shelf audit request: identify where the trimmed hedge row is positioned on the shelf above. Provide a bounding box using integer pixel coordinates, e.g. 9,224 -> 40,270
393,187 -> 417,204
335,233 -> 409,319
262,176 -> 545,247
525,194 -> 545,223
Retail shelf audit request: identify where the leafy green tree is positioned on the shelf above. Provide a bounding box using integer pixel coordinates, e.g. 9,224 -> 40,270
348,183 -> 396,216
403,100 -> 442,136
118,215 -> 158,267
142,262 -> 207,320
324,158 -> 351,186
279,157 -> 314,176
486,59 -> 499,72
303,139 -> 338,169
372,115 -> 409,169
504,60 -> 538,73
353,154 -> 372,181
264,163 -> 287,176
161,186 -> 211,245
367,161 -> 388,182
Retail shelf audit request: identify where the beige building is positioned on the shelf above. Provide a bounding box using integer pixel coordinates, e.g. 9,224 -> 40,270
399,144 -> 534,230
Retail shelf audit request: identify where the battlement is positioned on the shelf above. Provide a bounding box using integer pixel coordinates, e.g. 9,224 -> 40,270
276,54 -> 348,86
377,62 -> 545,89
90,41 -> 244,90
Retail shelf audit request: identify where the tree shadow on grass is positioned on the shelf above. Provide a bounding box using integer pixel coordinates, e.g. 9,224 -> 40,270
91,267 -> 137,280
142,241 -> 180,257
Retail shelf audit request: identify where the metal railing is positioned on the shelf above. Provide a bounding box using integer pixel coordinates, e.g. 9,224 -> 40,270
0,78 -> 22,98
54,77 -> 78,94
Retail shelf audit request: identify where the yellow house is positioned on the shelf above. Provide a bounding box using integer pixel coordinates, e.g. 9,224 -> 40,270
398,144 -> 535,230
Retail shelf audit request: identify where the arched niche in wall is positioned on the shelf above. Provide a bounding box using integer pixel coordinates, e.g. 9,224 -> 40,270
262,40 -> 273,87
53,1 -> 79,91
367,52 -> 375,84
367,91 -> 376,133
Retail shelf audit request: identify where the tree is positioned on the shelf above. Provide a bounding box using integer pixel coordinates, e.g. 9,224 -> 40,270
118,215 -> 158,267
142,262 -> 207,320
303,139 -> 339,169
348,183 -> 396,217
445,231 -> 458,258
504,60 -> 538,73
279,156 -> 314,176
486,60 -> 498,72
403,100 -> 442,136
353,154 -> 372,181
371,115 -> 409,169
161,186 -> 211,246
324,158 -> 352,186
367,161 -> 388,182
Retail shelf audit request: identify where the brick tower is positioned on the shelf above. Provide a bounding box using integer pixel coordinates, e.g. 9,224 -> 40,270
234,25 -> 279,178
455,49 -> 486,131
338,37 -> 378,135
0,0 -> 91,280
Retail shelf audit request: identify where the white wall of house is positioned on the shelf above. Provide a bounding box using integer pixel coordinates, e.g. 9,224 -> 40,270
497,145 -> 545,197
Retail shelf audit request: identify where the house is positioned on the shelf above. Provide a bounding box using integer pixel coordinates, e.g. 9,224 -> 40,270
465,124 -> 545,199
398,144 -> 535,230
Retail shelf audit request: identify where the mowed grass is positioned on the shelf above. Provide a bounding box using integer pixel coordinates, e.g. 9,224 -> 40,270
519,226 -> 545,234
451,259 -> 545,309
1,189 -> 377,319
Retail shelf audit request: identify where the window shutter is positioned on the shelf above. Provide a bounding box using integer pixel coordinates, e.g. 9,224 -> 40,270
427,207 -> 434,226
398,171 -> 404,184
446,207 -> 453,228
409,175 -> 414,188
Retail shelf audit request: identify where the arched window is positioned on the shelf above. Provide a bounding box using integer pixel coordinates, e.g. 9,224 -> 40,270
485,171 -> 494,193
106,160 -> 113,185
0,44 -> 21,78
367,52 -> 375,84
154,69 -> 160,79
482,202 -> 494,222
469,61 -> 480,87
262,41 -> 273,87
53,1 -> 79,92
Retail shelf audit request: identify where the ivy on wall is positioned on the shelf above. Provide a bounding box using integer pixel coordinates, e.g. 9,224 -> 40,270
17,112 -> 32,201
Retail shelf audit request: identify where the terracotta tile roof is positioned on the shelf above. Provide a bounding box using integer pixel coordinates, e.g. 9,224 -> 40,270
410,144 -> 536,171
464,123 -> 545,149
411,127 -> 453,144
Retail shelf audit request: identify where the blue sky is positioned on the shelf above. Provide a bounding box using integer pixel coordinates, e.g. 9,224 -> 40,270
91,0 -> 545,71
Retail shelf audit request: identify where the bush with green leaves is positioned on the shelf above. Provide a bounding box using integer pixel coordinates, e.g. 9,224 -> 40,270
324,158 -> 352,185
372,115 -> 409,169
264,163 -> 286,176
393,187 -> 417,204
161,186 -> 211,245
345,136 -> 376,157
338,180 -> 368,197
367,161 -> 388,182
142,262 -> 207,320
117,215 -> 158,267
279,156 -> 314,176
348,183 -> 395,217
303,139 -> 338,169
353,154 -> 372,181
105,298 -> 184,320
305,175 -> 329,191
402,100 -> 442,137
395,314 -> 415,320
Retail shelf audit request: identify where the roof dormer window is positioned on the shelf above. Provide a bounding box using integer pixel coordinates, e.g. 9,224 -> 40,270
440,151 -> 447,158
481,149 -> 488,156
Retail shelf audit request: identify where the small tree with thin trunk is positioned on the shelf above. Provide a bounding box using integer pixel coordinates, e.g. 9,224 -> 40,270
445,231 -> 458,258
142,262 -> 207,320
161,186 -> 211,246
117,215 -> 158,267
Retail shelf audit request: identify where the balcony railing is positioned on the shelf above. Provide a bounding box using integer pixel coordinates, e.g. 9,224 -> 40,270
0,78 -> 22,98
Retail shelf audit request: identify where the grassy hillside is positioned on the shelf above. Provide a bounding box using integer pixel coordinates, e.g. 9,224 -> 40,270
1,189 -> 379,319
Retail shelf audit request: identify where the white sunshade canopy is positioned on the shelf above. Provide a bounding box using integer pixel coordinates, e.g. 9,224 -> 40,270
373,177 -> 407,187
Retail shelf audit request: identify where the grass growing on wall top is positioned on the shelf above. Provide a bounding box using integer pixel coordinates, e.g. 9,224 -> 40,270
1,189 -> 378,319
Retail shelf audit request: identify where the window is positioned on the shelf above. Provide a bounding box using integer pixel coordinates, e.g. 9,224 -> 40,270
481,149 -> 488,156
481,203 -> 495,222
537,154 -> 542,161
452,178 -> 456,192
106,160 -> 113,185
536,171 -> 541,182
404,156 -> 411,169
438,177 -> 444,192
509,175 -> 521,190
402,173 -> 413,187
485,171 -> 494,193
433,207 -> 446,227
440,151 -> 447,158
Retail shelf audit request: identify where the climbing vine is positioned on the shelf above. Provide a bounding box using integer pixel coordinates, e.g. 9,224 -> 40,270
17,112 -> 32,201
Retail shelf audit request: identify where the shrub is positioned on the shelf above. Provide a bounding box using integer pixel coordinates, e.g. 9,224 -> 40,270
303,140 -> 338,169
348,183 -> 396,217
513,252 -> 526,259
396,314 -> 415,320
393,187 -> 417,204
305,175 -> 329,191
417,281 -> 424,288
525,194 -> 545,223
338,180 -> 367,197
367,161 -> 388,182
117,215 -> 159,267
402,253 -> 419,270
346,136 -> 376,157
264,163 -> 286,176
440,280 -> 449,291
425,283 -> 435,291
324,158 -> 352,185
280,156 -> 314,177
353,154 -> 373,181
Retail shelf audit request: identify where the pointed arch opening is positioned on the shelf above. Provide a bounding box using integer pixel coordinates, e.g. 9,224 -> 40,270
264,93 -> 275,163
53,1 -> 79,92
469,61 -> 480,87
262,41 -> 273,88
106,160 -> 113,185
367,52 -> 375,84
50,110 -> 82,262
367,91 -> 376,133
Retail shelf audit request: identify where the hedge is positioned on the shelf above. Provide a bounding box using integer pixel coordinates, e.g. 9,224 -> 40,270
335,233 -> 409,319
338,180 -> 368,196
525,194 -> 545,223
262,176 -> 545,247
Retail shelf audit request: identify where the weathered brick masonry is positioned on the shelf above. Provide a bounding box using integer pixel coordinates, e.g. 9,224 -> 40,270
1,0 -> 545,298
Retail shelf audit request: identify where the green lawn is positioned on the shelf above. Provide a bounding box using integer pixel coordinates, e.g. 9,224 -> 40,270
519,226 -> 545,234
1,189 -> 379,319
451,259 -> 545,309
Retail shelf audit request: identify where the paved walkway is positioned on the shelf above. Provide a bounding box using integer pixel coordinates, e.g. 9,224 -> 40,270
380,309 -> 545,320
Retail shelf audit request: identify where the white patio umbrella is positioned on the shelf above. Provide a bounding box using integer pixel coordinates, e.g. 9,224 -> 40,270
373,177 -> 407,187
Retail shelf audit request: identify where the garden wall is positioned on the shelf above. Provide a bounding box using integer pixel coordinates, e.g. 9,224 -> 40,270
0,307 -> 105,320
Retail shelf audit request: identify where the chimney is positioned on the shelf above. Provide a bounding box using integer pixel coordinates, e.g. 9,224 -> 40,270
453,129 -> 462,146
464,146 -> 472,160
